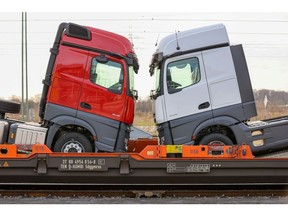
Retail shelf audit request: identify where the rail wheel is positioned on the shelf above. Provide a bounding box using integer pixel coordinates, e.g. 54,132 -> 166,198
53,132 -> 93,153
199,133 -> 233,146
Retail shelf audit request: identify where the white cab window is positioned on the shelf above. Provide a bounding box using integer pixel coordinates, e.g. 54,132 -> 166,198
167,57 -> 200,94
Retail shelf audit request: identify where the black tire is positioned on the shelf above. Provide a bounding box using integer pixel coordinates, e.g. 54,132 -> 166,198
53,132 -> 93,153
199,133 -> 234,146
0,99 -> 21,114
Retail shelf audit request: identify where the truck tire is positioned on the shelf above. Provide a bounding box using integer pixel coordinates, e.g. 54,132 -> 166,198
0,99 -> 21,114
53,132 -> 93,153
199,133 -> 234,146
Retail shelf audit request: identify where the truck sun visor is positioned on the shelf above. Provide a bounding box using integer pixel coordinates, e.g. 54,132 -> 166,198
65,23 -> 91,41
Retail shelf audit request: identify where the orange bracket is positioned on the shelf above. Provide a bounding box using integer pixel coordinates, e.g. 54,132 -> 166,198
0,144 -> 17,158
32,144 -> 52,154
0,144 -> 52,159
139,144 -> 254,159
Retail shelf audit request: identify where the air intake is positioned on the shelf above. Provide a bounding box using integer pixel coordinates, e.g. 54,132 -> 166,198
65,23 -> 91,40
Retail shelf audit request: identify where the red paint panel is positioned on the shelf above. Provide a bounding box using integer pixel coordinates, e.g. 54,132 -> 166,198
47,46 -> 88,109
62,26 -> 134,56
124,97 -> 135,125
78,55 -> 131,123
47,27 -> 136,125
79,81 -> 127,122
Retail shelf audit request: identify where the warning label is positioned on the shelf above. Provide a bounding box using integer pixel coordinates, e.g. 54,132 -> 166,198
3,161 -> 9,167
0,161 -> 9,167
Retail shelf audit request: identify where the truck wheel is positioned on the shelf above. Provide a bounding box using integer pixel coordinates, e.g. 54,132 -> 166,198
0,99 -> 21,114
53,132 -> 93,153
199,133 -> 234,146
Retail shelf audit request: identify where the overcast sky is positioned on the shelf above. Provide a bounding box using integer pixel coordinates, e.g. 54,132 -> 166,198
1,10 -> 288,100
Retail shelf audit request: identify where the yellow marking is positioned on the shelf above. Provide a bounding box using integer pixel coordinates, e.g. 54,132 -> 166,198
166,145 -> 182,154
3,161 -> 9,167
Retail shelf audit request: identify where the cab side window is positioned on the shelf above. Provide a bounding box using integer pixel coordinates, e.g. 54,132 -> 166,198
167,57 -> 200,93
90,58 -> 124,94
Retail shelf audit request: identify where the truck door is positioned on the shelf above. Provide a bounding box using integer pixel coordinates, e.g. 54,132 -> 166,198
163,52 -> 212,121
78,52 -> 128,123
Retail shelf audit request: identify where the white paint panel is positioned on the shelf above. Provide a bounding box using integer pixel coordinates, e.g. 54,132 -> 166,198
202,47 -> 241,109
154,95 -> 166,124
157,24 -> 229,57
163,52 -> 211,122
209,79 -> 241,108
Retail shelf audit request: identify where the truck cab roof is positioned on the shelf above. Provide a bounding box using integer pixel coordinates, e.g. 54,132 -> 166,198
62,24 -> 135,57
155,24 -> 230,57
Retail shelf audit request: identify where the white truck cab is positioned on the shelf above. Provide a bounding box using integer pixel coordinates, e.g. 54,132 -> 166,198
150,24 -> 288,155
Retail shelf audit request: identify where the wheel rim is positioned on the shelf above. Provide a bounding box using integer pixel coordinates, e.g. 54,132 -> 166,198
207,140 -> 225,145
61,140 -> 85,153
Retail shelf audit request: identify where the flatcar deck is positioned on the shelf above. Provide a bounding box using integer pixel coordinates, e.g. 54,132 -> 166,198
0,143 -> 288,185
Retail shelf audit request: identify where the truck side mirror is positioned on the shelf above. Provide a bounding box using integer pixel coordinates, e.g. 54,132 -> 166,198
150,90 -> 156,100
133,90 -> 138,100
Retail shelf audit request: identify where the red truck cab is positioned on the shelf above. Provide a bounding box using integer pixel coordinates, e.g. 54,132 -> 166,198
39,23 -> 139,152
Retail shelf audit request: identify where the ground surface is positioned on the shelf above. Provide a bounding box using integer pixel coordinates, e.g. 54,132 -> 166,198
1,195 -> 288,204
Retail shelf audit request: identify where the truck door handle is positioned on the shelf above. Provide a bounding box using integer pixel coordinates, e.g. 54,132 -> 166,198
198,102 -> 210,110
80,102 -> 92,110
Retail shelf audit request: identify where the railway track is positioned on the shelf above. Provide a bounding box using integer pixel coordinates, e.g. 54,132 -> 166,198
1,191 -> 288,204
0,185 -> 288,202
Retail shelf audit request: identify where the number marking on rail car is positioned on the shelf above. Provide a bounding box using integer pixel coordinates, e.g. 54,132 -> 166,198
167,163 -> 210,173
58,158 -> 108,171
